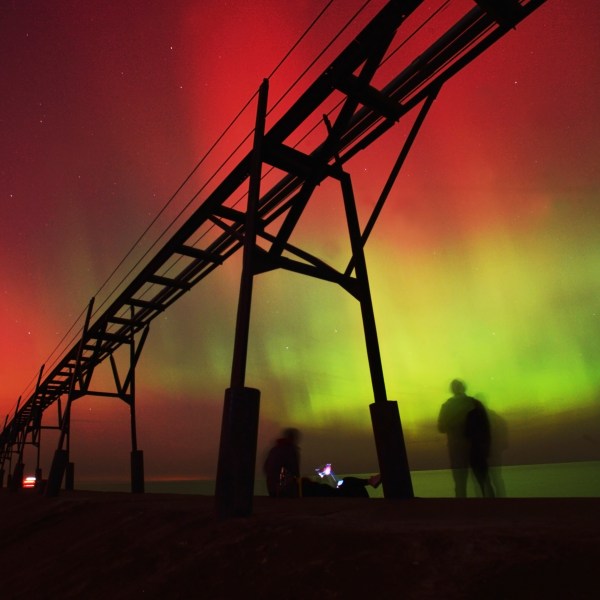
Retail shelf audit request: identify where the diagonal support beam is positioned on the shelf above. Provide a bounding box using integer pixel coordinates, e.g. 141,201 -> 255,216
346,86 -> 440,276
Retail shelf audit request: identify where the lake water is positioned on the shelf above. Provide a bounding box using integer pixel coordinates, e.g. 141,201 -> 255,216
77,461 -> 600,498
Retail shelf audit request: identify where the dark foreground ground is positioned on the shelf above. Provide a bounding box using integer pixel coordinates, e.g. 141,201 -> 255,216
0,490 -> 598,599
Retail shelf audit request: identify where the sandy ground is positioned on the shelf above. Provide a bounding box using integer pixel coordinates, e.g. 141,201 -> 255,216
0,490 -> 598,599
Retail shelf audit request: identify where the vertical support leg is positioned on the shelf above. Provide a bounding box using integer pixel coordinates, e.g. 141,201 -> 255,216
10,427 -> 28,493
130,359 -> 144,494
6,453 -> 13,488
128,315 -> 146,494
46,426 -> 73,496
0,415 -> 6,488
216,79 -> 269,518
9,461 -> 24,492
35,435 -> 42,480
46,299 -> 94,497
131,450 -> 145,494
65,461 -> 75,491
130,395 -> 144,493
129,399 -> 144,493
46,449 -> 69,496
33,406 -> 43,490
339,171 -> 414,499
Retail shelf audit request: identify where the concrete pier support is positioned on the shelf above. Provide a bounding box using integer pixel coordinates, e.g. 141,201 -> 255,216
131,450 -> 145,494
35,467 -> 44,492
215,387 -> 261,518
370,400 -> 413,499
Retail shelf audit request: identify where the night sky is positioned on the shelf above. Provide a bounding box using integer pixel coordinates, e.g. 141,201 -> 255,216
2,0 -> 599,483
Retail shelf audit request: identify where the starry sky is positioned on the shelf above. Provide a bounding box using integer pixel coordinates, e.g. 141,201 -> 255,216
1,0 -> 599,483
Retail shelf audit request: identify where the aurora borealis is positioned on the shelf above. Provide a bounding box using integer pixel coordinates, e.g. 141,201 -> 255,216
1,1 -> 599,482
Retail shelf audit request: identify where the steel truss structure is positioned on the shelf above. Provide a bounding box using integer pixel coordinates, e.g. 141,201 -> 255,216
0,0 -> 548,515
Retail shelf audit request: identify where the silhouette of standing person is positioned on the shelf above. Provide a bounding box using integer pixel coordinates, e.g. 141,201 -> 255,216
438,379 -> 494,497
263,428 -> 301,497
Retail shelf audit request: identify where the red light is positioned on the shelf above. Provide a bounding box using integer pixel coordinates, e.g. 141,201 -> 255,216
22,476 -> 36,489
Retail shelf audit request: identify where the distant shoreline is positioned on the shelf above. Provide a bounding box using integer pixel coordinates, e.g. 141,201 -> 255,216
72,460 -> 600,498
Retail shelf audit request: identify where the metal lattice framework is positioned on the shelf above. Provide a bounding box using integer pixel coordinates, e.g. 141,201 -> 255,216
0,1 -> 548,511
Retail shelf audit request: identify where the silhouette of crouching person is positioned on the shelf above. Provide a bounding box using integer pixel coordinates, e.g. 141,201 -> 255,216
263,427 -> 381,498
264,428 -> 301,497
300,474 -> 381,498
